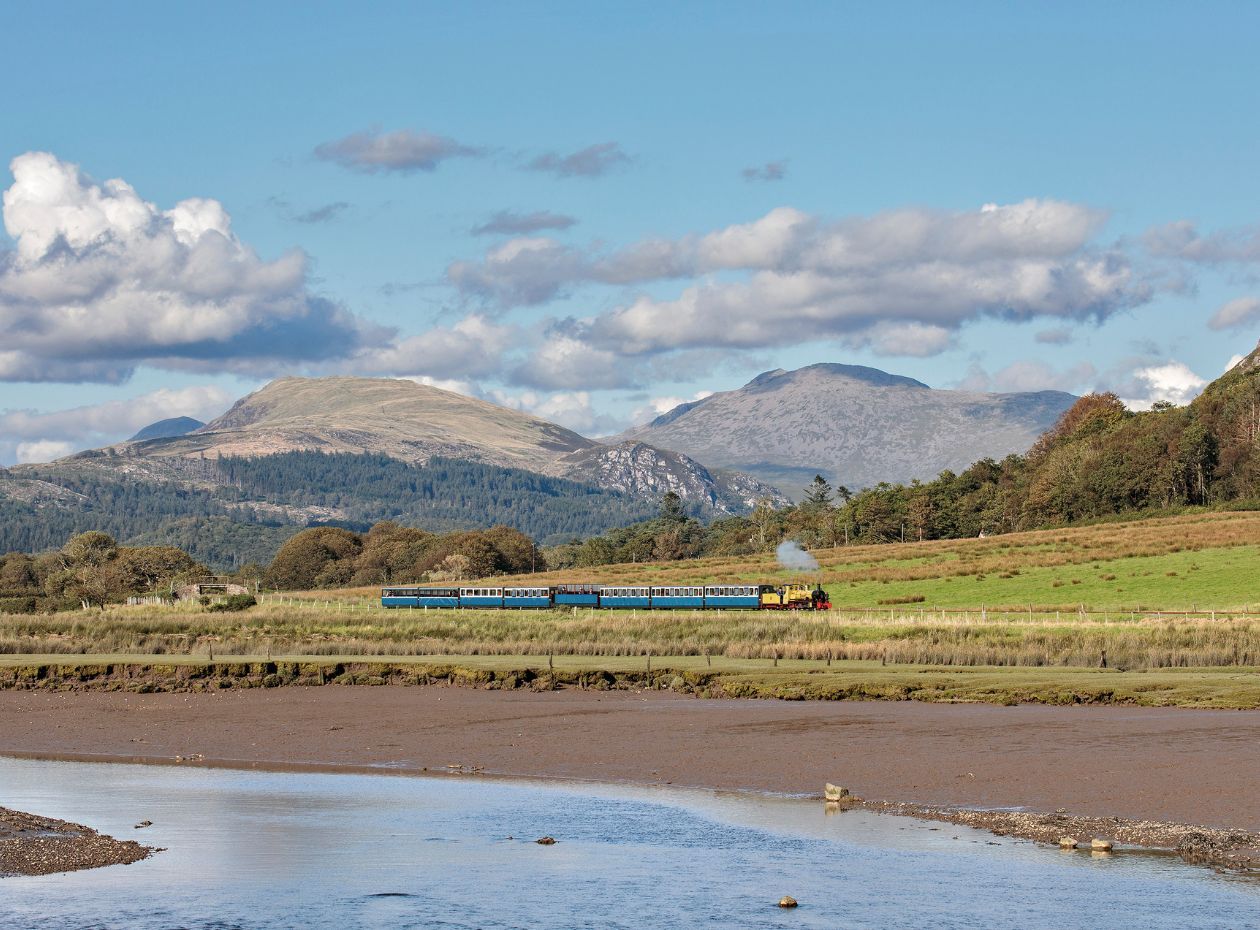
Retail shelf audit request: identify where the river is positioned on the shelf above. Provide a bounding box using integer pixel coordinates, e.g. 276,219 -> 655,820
1,757 -> 1256,929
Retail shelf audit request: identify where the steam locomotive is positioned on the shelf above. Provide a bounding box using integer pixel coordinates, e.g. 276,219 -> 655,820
381,582 -> 831,611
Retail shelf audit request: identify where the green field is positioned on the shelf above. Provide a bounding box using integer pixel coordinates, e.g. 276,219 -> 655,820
2,510 -> 1258,708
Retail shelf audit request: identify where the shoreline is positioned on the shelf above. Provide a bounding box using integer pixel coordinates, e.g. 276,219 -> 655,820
5,687 -> 1260,875
4,748 -> 1258,875
0,806 -> 156,877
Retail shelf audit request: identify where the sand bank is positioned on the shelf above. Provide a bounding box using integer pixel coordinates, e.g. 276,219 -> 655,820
4,687 -> 1259,870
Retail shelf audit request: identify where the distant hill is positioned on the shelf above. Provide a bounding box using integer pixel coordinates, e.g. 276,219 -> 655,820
128,416 -> 204,442
831,339 -> 1260,541
616,362 -> 1077,497
0,377 -> 781,565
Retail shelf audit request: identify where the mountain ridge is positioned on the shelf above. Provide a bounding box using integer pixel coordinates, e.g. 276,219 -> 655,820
617,362 -> 1078,497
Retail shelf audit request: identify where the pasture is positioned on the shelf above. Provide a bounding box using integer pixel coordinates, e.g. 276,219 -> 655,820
1,510 -> 1256,707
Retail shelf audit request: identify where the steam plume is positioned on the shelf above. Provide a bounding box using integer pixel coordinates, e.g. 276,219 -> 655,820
776,540 -> 819,571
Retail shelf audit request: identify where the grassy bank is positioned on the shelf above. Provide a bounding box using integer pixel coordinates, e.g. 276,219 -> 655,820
5,602 -> 1260,668
2,653 -> 1258,708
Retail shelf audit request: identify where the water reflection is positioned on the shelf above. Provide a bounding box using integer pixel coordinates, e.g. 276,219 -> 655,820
1,757 -> 1255,930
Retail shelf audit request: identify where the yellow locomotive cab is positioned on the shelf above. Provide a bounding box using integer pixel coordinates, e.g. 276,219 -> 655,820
759,584 -> 826,609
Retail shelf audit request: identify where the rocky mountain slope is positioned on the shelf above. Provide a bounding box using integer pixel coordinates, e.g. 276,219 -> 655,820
0,377 -> 782,562
615,363 -> 1077,497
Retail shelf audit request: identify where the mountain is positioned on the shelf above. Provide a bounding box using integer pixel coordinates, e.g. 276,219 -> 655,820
0,377 -> 781,565
146,376 -> 594,471
615,363 -> 1077,497
128,416 -> 204,441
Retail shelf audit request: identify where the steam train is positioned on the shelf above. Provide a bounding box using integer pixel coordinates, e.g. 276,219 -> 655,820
381,582 -> 831,611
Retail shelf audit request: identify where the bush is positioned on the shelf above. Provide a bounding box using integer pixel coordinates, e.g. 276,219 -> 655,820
0,596 -> 37,614
206,593 -> 257,613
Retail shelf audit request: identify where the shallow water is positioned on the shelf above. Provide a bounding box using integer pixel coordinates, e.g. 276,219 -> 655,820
1,757 -> 1256,929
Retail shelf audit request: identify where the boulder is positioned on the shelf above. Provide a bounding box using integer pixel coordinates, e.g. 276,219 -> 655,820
824,783 -> 850,801
1058,836 -> 1078,849
535,836 -> 557,845
1091,838 -> 1113,851
778,896 -> 798,908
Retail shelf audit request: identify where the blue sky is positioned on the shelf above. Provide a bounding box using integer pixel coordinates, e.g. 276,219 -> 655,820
2,1 -> 1259,463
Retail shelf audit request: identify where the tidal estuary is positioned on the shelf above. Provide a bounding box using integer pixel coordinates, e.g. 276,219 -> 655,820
1,757 -> 1256,929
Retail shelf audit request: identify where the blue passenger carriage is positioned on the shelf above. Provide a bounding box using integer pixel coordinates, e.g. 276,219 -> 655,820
650,585 -> 705,609
381,586 -> 420,608
504,586 -> 552,608
703,584 -> 760,609
382,586 -> 461,608
552,584 -> 601,607
460,586 -> 504,608
599,585 -> 651,608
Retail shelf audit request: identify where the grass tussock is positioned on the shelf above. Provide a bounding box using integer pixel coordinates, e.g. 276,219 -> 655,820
3,600 -> 1260,670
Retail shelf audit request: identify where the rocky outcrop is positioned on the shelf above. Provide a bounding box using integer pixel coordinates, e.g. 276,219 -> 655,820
558,441 -> 787,513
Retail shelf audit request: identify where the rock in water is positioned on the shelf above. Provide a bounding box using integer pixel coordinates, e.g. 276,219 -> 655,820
824,783 -> 850,801
1091,838 -> 1113,851
778,896 -> 799,908
535,836 -> 557,845
134,820 -> 153,829
1058,836 -> 1077,849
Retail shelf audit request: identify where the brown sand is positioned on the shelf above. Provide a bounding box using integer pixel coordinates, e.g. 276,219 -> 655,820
3,687 -> 1259,834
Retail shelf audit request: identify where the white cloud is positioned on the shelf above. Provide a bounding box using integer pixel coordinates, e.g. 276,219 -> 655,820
629,390 -> 713,426
953,360 -> 1095,394
1144,220 -> 1260,263
0,384 -> 232,464
1118,361 -> 1207,410
449,199 -> 1143,373
397,375 -> 483,397
510,335 -> 635,390
1225,353 -> 1246,372
487,388 -> 621,435
345,315 -> 515,380
1208,296 -> 1260,331
14,440 -> 76,464
0,152 -> 383,383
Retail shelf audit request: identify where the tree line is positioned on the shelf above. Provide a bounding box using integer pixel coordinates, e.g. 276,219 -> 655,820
546,358 -> 1260,565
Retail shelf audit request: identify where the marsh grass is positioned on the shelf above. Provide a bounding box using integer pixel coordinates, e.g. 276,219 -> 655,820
3,510 -> 1257,670
4,600 -> 1260,669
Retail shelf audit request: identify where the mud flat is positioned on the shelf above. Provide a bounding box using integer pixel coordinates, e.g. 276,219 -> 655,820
0,806 -> 155,876
5,687 -> 1260,873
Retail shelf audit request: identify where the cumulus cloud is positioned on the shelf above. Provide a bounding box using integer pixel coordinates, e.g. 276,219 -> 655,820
471,210 -> 577,236
0,152 -> 385,383
509,334 -> 634,390
487,388 -> 621,435
1144,220 -> 1260,263
1208,296 -> 1260,331
1117,361 -> 1207,410
345,314 -> 516,381
314,128 -> 481,173
629,390 -> 713,426
527,142 -> 630,178
954,360 -> 1096,394
0,384 -> 232,464
447,237 -> 591,307
13,440 -> 77,464
448,200 -> 1144,366
741,160 -> 787,182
